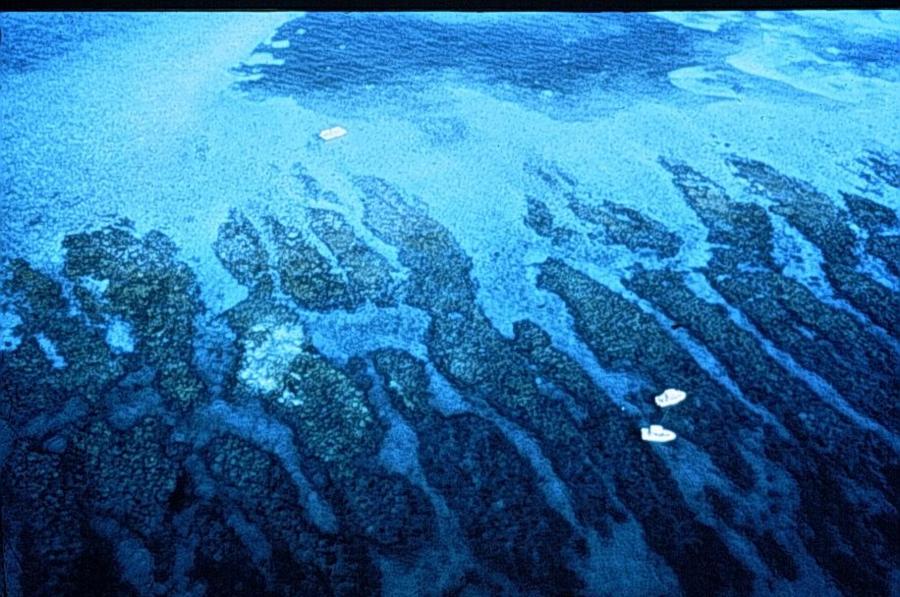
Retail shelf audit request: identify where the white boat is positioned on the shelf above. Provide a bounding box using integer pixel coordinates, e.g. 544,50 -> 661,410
641,424 -> 677,443
655,388 -> 687,408
319,126 -> 348,141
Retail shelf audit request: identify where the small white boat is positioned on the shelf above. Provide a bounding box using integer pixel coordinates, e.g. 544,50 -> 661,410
319,126 -> 348,141
655,388 -> 687,408
641,424 -> 677,443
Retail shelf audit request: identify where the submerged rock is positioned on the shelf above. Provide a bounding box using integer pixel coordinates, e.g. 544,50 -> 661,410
62,224 -> 207,412
373,348 -> 586,595
203,433 -> 381,594
213,209 -> 272,291
728,156 -> 900,335
663,161 -> 898,424
268,217 -> 355,312
1,157 -> 895,595
626,267 -> 898,596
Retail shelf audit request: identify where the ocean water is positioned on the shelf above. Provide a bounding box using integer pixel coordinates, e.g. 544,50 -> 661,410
0,11 -> 898,596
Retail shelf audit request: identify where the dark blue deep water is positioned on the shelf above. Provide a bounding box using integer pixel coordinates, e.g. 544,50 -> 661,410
1,11 -> 898,597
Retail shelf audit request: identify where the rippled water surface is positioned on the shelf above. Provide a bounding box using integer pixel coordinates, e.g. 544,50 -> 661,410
1,11 -> 898,596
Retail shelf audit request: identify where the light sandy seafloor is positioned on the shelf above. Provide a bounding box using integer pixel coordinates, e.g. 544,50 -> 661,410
1,11 -> 899,597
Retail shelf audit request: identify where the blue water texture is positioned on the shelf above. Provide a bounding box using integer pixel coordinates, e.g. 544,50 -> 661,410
1,11 -> 899,597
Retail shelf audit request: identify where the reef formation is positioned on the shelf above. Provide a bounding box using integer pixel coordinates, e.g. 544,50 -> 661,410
1,153 -> 898,596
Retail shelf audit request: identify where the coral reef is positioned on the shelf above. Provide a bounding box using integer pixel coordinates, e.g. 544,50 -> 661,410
2,153 -> 897,596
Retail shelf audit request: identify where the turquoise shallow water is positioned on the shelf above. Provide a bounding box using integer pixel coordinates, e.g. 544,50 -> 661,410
1,11 -> 898,596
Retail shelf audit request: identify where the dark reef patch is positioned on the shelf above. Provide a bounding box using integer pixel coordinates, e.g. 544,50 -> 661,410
728,156 -> 900,336
358,177 -> 626,537
2,259 -> 123,424
234,13 -> 705,101
843,192 -> 900,279
524,162 -> 683,258
537,258 -> 759,492
663,160 -> 898,424
307,208 -> 399,308
523,193 -> 575,245
267,217 -> 356,312
626,268 -> 898,596
62,223 -> 207,413
213,209 -> 273,292
568,196 -> 682,259
1,159 -> 897,595
202,433 -> 381,595
857,149 -> 900,189
372,348 -> 585,595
